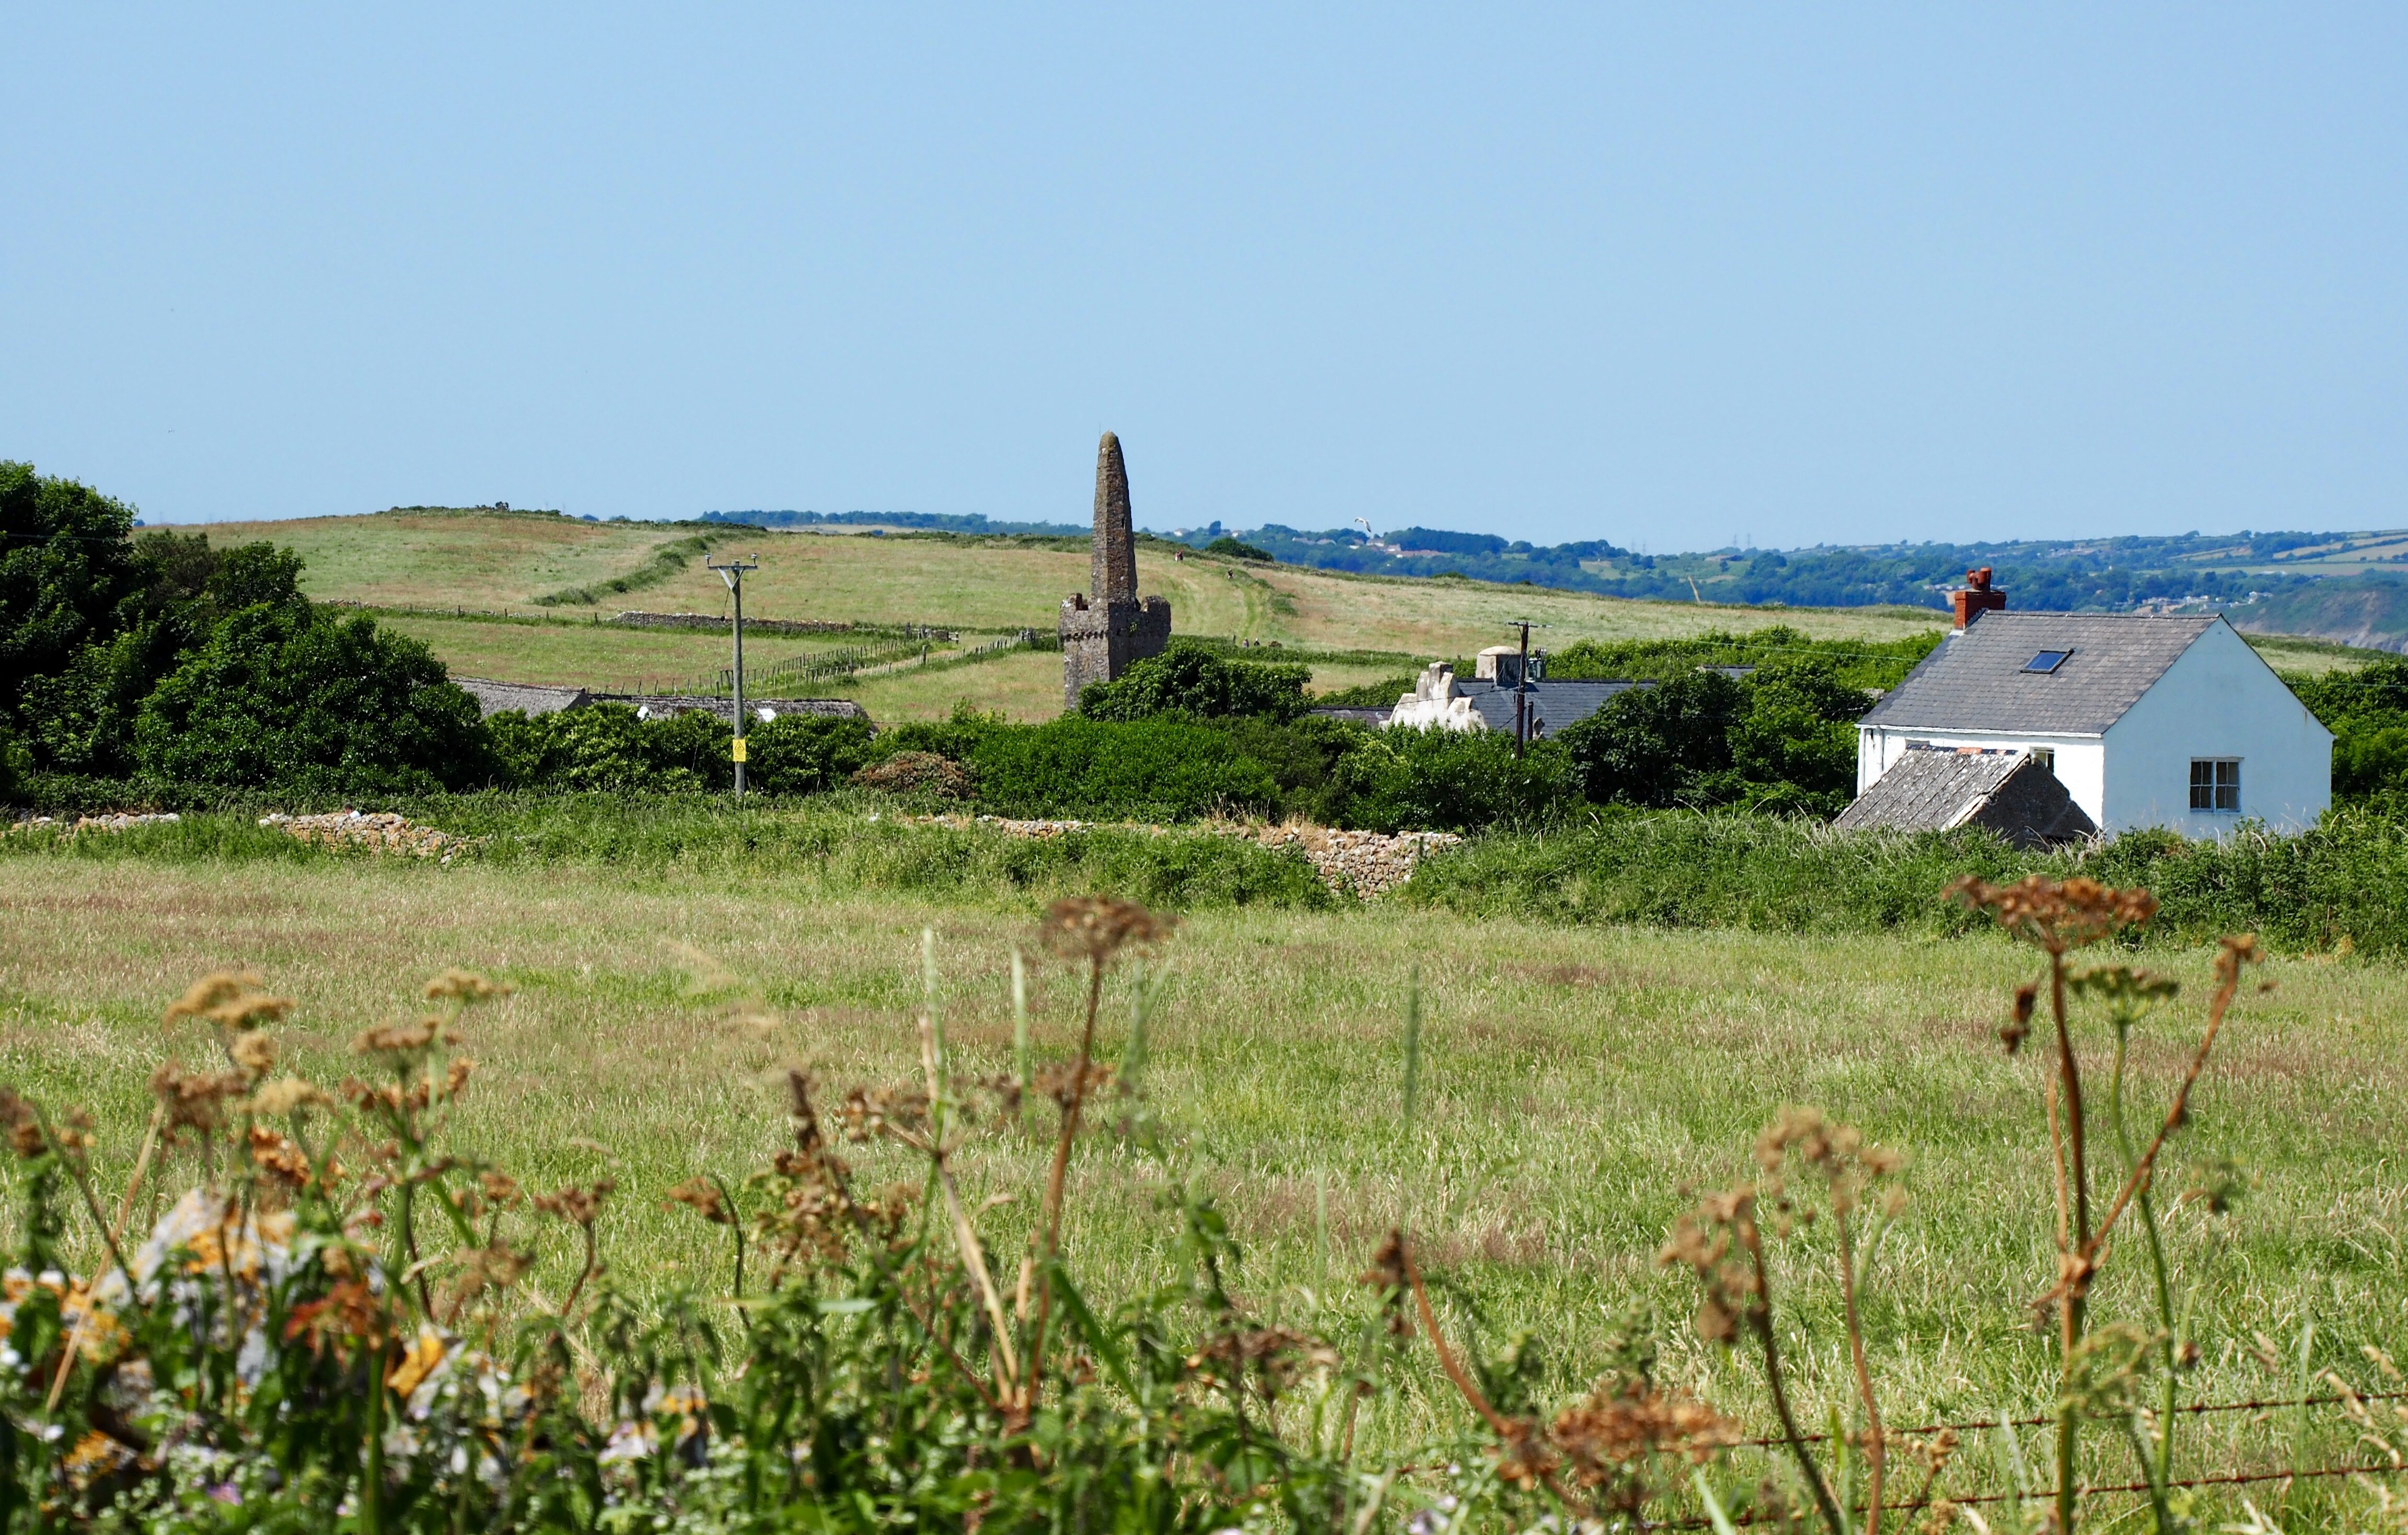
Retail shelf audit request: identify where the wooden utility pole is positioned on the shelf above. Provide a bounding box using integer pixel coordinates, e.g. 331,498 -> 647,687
708,553 -> 761,797
1509,618 -> 1535,756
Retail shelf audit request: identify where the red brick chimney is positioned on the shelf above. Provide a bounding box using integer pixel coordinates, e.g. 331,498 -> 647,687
1951,567 -> 2006,628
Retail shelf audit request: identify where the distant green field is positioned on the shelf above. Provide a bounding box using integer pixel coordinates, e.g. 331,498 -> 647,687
182,511 -> 2385,718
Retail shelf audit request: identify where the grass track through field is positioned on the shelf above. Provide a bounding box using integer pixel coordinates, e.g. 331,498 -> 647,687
1,850 -> 2401,1467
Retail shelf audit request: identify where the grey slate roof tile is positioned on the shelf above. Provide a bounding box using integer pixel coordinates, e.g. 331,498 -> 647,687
1453,680 -> 1648,736
1857,613 -> 2216,736
455,678 -> 592,718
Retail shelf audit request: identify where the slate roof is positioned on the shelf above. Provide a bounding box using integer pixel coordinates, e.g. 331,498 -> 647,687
1833,748 -> 2098,847
1857,613 -> 2217,736
591,694 -> 871,723
1453,680 -> 1649,737
455,678 -> 592,718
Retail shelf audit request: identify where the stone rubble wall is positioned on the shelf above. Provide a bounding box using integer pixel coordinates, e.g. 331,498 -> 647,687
8,812 -> 183,835
901,813 -> 1460,898
258,811 -> 487,863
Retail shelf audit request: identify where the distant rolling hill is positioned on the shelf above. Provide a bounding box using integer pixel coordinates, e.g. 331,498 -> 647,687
700,510 -> 2408,652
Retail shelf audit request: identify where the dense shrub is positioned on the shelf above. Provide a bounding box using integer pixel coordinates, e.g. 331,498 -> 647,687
487,703 -> 733,793
1548,663 -> 1867,816
2292,657 -> 2408,798
1203,534 -> 1274,561
1077,641 -> 1311,722
0,462 -> 152,712
134,605 -> 487,792
1553,672 -> 1740,807
868,702 -> 1003,764
0,722 -> 25,802
1720,661 -> 1870,815
744,712 -> 875,795
1323,725 -> 1576,833
968,715 -> 1281,821
22,535 -> 315,777
1202,713 -> 1367,822
1406,801 -> 2408,954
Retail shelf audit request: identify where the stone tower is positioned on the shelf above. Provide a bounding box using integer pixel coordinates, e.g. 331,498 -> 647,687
1060,431 -> 1172,708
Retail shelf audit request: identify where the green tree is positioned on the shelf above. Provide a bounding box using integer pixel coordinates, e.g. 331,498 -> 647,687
135,606 -> 485,791
0,463 -> 150,720
1325,725 -> 1575,832
1078,642 -> 1311,722
21,534 -> 314,776
1554,672 -> 1741,807
746,713 -> 876,795
2294,657 -> 2408,799
1722,661 -> 1868,814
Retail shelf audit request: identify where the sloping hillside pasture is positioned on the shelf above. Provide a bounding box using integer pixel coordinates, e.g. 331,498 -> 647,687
0,841 -> 2401,1511
200,509 -> 1956,656
187,514 -> 2379,728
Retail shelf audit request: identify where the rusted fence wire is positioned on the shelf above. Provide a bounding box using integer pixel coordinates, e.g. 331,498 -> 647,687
1729,1388 -> 2408,1449
1643,1389 -> 2408,1530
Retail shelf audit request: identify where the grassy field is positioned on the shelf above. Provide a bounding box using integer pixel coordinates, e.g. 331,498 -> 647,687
2,833 -> 2402,1513
203,510 -> 1951,648
194,514 -> 2388,721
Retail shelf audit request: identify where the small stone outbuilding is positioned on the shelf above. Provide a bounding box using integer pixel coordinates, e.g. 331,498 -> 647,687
1832,747 -> 2098,848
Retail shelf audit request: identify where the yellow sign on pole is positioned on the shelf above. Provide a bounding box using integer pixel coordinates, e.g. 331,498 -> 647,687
731,737 -> 748,763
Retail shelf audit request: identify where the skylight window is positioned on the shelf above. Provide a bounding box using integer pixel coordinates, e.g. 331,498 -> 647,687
2023,650 -> 2073,674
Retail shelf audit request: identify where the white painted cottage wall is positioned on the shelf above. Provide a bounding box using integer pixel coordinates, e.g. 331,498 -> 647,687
2100,622 -> 2332,836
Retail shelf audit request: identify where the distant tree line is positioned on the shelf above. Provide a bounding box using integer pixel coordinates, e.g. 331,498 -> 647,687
1215,523 -> 2379,616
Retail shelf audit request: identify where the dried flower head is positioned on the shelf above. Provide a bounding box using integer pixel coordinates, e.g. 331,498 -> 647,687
1659,1190 -> 1762,1345
249,1125 -> 314,1190
1360,1229 -> 1413,1335
165,972 -> 293,1032
1948,874 -> 2157,953
1548,1380 -> 1741,1513
534,1180 -> 615,1228
1755,1106 -> 1903,1220
424,968 -> 511,1003
228,1029 -> 277,1078
2003,983 -> 2039,1054
247,1077 -> 334,1118
666,1176 -> 733,1226
442,1239 -> 532,1314
150,1064 -> 251,1139
282,1277 -> 390,1356
0,1088 -> 46,1160
832,1084 -> 929,1144
1040,897 -> 1175,967
1034,1060 -> 1117,1111
352,1018 -> 456,1057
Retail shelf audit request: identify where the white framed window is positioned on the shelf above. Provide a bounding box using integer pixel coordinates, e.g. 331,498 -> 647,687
2189,758 -> 2240,812
2029,748 -> 2055,772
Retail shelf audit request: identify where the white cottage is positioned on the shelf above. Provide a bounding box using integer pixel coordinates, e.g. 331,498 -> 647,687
1854,611 -> 2332,837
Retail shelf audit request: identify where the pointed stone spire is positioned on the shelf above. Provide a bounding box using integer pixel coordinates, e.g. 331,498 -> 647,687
1091,431 -> 1137,603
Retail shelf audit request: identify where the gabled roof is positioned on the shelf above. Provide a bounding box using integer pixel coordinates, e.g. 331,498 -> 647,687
455,678 -> 592,718
1832,748 -> 2098,848
1858,613 -> 2217,736
1453,679 -> 1648,737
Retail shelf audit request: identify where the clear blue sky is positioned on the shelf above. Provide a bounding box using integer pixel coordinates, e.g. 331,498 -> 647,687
8,7 -> 2405,548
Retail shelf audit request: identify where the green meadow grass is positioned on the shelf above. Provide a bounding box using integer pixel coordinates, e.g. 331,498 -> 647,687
0,829 -> 2402,1521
